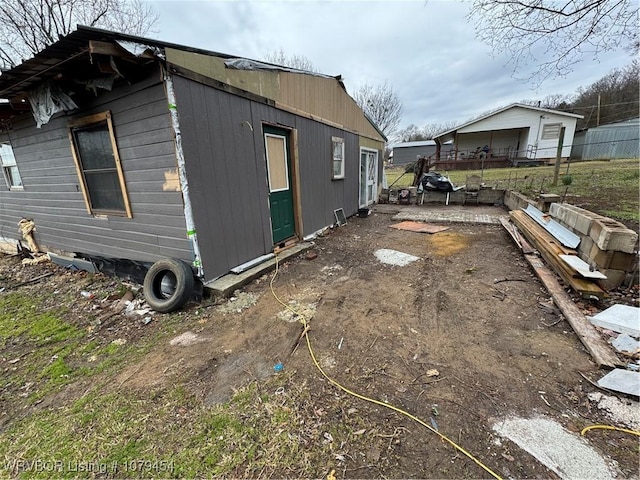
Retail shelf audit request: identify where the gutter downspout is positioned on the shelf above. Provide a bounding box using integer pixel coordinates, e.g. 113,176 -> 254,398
163,67 -> 203,277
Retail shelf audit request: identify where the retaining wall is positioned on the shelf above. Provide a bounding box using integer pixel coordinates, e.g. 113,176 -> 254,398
549,203 -> 638,289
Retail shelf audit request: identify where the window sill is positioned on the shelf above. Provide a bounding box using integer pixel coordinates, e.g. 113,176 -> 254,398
91,210 -> 131,219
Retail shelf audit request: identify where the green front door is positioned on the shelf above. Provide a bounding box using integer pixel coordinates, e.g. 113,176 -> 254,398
264,126 -> 296,244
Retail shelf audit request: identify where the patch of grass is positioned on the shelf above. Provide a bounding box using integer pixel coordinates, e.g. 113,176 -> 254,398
0,372 -> 376,479
40,356 -> 72,383
0,293 -> 82,346
0,291 -> 141,404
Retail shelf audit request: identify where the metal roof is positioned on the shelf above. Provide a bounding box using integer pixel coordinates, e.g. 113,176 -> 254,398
0,26 -> 384,139
392,140 -> 436,148
433,103 -> 584,139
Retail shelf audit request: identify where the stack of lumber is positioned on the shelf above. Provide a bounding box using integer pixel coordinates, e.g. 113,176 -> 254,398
509,209 -> 606,299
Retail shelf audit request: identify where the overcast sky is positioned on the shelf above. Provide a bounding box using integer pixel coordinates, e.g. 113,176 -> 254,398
149,0 -> 634,136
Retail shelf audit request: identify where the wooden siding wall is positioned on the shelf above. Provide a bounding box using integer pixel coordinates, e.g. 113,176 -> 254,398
172,74 -> 364,280
0,67 -> 193,264
165,49 -> 384,142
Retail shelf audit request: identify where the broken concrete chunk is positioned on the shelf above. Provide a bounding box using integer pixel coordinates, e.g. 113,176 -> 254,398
374,249 -> 420,266
597,368 -> 640,396
587,392 -> 640,430
589,305 -> 640,337
611,334 -> 640,356
492,416 -> 615,480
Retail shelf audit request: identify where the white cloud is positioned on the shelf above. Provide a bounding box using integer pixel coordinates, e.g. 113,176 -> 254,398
150,0 -> 634,130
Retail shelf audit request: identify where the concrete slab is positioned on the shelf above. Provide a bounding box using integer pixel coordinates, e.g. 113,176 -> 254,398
611,334 -> 640,356
492,416 -> 615,479
380,204 -> 507,225
204,242 -> 313,297
374,248 -> 420,266
598,369 -> 640,396
589,305 -> 640,337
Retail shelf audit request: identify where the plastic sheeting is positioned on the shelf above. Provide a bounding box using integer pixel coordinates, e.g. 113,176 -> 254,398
27,82 -> 78,128
224,58 -> 333,78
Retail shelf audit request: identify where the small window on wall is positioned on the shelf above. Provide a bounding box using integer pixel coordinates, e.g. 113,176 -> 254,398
68,111 -> 132,217
541,123 -> 562,140
0,141 -> 23,189
332,136 -> 345,179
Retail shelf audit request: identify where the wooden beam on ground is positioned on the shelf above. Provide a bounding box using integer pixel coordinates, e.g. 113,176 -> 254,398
523,253 -> 621,369
499,217 -> 534,254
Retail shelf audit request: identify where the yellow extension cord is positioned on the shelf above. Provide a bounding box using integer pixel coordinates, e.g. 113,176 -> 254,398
581,425 -> 640,437
269,255 -> 503,480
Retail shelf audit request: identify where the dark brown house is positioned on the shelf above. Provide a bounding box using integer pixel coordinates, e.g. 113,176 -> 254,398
0,26 -> 385,283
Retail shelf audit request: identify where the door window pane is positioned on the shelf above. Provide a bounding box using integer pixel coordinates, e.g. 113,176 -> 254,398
265,134 -> 289,192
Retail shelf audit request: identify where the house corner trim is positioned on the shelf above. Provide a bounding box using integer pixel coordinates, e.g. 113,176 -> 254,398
164,69 -> 203,276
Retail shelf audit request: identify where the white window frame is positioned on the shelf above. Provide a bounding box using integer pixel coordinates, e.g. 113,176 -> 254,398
0,141 -> 23,190
331,136 -> 345,180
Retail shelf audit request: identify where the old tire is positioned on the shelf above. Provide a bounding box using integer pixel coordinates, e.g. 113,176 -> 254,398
143,258 -> 194,313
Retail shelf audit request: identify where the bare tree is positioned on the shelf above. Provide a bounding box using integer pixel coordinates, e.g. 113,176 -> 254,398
396,124 -> 427,143
469,0 -> 639,84
571,60 -> 639,128
352,82 -> 403,139
394,122 -> 460,143
518,94 -> 573,110
0,0 -> 158,68
263,48 -> 317,72
423,121 -> 459,139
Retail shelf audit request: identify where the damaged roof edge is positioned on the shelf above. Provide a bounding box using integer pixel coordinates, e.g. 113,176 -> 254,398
0,25 -> 345,100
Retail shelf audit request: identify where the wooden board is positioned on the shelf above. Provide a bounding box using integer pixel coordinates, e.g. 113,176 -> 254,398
499,217 -> 534,254
523,253 -> 621,369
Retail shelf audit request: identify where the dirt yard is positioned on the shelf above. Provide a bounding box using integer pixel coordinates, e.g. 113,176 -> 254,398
1,205 -> 638,479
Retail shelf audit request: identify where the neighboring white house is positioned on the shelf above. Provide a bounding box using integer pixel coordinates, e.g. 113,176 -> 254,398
391,140 -> 455,165
434,104 -> 584,165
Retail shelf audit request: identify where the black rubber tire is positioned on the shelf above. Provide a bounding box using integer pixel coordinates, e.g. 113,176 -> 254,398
143,258 -> 195,313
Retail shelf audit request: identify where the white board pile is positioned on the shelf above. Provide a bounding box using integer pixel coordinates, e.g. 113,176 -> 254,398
589,305 -> 640,393
588,305 -> 640,337
598,369 -> 640,397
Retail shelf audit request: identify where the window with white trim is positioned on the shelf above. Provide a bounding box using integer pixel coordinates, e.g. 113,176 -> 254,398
68,111 -> 132,217
0,141 -> 22,189
331,136 -> 345,179
541,123 -> 562,140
